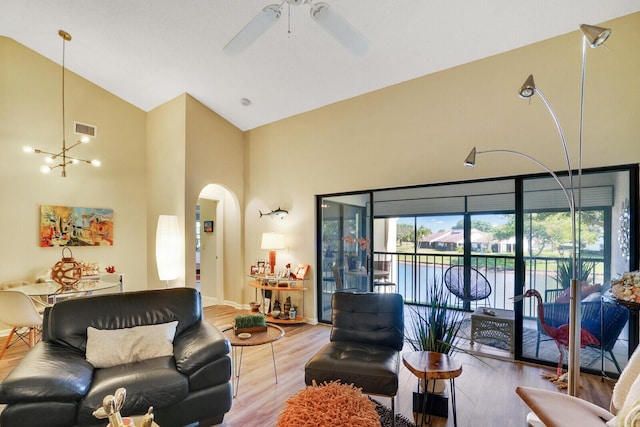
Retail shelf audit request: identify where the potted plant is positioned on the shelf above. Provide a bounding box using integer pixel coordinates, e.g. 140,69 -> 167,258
233,313 -> 267,335
405,279 -> 463,418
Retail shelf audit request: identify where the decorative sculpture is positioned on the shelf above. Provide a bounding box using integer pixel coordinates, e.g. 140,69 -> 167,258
93,387 -> 155,427
514,289 -> 599,385
51,247 -> 82,288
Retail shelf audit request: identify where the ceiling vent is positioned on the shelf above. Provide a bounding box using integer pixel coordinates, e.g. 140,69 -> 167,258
74,121 -> 97,138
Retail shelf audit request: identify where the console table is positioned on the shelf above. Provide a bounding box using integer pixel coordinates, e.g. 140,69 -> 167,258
248,278 -> 307,324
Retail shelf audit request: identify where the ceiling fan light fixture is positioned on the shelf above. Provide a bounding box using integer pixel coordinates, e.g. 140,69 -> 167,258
310,2 -> 369,55
223,4 -> 281,56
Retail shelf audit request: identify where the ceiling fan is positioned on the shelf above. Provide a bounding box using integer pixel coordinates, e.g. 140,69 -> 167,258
223,0 -> 369,56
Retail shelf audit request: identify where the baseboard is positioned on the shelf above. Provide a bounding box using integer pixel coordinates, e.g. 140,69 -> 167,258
201,295 -> 223,307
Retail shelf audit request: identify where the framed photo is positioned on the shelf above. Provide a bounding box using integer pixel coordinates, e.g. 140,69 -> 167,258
203,220 -> 214,233
294,264 -> 309,280
258,266 -> 266,275
257,260 -> 266,268
250,266 -> 259,275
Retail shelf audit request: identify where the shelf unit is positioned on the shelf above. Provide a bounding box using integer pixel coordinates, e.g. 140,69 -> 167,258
248,278 -> 307,324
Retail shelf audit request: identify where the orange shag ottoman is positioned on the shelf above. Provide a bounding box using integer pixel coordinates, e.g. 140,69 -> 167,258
277,381 -> 381,427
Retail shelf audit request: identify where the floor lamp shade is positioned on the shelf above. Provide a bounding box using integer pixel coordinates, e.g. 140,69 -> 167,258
261,232 -> 284,274
156,215 -> 180,281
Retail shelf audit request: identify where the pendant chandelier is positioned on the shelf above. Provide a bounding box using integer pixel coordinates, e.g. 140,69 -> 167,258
23,30 -> 101,177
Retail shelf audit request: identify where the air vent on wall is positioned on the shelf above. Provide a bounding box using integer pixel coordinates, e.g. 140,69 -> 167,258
74,121 -> 97,138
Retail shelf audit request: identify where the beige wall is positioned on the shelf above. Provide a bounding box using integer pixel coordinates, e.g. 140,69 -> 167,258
184,95 -> 244,302
243,13 -> 640,322
1,13 -> 639,327
146,95 -> 187,289
0,36 -> 148,291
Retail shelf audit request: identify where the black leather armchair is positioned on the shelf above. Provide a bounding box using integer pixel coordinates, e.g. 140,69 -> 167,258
0,288 -> 232,427
304,292 -> 404,420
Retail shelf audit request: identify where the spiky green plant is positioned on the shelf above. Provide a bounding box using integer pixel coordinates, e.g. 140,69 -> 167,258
405,280 -> 463,355
555,259 -> 597,289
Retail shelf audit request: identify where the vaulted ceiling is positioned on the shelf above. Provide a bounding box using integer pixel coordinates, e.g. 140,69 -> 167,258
2,1 -> 638,131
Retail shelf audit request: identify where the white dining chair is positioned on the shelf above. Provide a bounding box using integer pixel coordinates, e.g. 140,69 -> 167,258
1,280 -> 50,313
0,290 -> 44,360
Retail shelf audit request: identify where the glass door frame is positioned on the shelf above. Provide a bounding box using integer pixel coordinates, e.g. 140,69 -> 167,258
316,191 -> 373,323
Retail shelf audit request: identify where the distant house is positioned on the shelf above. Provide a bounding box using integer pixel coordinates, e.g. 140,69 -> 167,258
418,228 -> 492,252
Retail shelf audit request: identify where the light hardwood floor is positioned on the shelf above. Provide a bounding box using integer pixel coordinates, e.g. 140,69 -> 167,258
0,305 -> 615,427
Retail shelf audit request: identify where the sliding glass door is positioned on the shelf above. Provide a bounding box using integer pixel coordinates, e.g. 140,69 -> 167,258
317,192 -> 372,323
519,169 -> 636,375
316,165 -> 637,376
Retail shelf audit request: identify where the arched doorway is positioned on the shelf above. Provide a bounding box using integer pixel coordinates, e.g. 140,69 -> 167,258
196,184 -> 241,306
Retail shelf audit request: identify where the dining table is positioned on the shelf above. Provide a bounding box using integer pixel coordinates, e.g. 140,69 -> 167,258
17,273 -> 124,304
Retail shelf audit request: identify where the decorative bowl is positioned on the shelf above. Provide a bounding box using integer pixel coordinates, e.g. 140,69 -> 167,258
271,310 -> 281,318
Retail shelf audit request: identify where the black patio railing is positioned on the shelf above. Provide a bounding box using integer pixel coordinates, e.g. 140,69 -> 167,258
372,251 -> 605,319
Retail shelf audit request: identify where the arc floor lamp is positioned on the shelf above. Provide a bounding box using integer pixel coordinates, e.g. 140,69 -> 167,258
464,23 -> 611,397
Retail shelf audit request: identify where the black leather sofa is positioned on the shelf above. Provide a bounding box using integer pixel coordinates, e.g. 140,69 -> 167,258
0,288 -> 232,427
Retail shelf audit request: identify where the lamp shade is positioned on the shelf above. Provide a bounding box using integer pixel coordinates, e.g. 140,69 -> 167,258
518,74 -> 536,98
261,232 -> 284,274
156,215 -> 180,281
464,147 -> 477,167
261,232 -> 285,250
580,24 -> 611,48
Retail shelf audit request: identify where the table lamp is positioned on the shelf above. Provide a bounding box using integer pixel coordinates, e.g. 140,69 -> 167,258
261,232 -> 284,275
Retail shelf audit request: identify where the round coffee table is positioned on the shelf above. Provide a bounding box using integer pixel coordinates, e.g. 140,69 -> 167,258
402,351 -> 462,426
221,323 -> 285,397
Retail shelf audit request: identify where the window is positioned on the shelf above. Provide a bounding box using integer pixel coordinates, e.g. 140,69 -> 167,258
317,165 -> 638,376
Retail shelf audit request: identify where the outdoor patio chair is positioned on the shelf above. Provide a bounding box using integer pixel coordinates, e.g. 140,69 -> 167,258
372,260 -> 396,293
443,265 -> 492,306
536,298 -> 629,372
332,264 -> 360,293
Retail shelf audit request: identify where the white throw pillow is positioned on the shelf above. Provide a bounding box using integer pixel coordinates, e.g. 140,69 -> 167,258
609,374 -> 640,426
612,346 -> 640,413
86,321 -> 178,368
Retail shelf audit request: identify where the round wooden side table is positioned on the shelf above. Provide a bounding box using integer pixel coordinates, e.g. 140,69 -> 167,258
221,323 -> 285,397
402,351 -> 462,426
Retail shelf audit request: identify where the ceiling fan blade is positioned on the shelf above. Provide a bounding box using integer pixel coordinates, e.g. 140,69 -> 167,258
223,4 -> 282,56
310,3 -> 368,55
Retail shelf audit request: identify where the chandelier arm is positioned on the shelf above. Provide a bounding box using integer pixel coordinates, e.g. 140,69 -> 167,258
61,32 -> 67,176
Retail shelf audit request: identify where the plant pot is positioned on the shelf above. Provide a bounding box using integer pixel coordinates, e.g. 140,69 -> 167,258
413,391 -> 448,418
420,378 -> 446,394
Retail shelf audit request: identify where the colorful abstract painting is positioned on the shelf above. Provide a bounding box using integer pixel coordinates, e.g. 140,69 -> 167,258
40,205 -> 114,247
